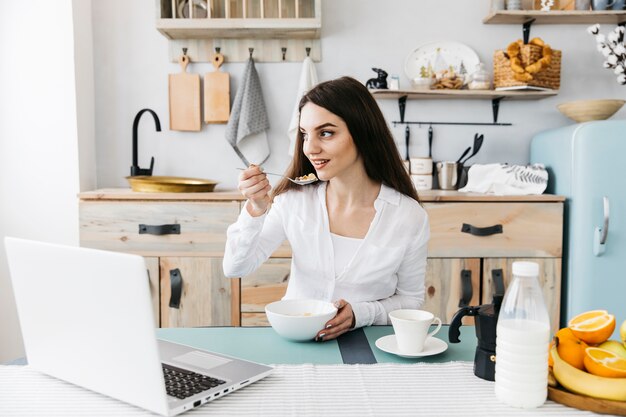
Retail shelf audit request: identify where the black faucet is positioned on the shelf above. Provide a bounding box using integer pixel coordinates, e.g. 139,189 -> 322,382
130,108 -> 161,176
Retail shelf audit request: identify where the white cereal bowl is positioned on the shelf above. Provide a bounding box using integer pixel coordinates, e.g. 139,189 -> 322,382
265,299 -> 337,342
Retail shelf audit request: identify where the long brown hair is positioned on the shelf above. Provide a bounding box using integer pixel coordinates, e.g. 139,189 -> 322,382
272,76 -> 419,203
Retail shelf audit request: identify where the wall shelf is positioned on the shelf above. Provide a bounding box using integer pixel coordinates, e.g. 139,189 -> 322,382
155,0 -> 321,62
371,89 -> 557,125
371,89 -> 557,100
483,10 -> 626,25
156,18 -> 321,40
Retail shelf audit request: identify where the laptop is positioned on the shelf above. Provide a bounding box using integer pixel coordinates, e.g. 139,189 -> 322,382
4,237 -> 273,416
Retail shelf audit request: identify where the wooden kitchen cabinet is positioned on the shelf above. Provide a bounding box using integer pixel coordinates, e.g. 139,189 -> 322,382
482,257 -> 561,332
79,189 -> 564,330
159,256 -> 239,327
422,258 -> 481,325
79,189 -> 243,328
425,198 -> 563,328
241,258 -> 290,326
145,257 -> 161,327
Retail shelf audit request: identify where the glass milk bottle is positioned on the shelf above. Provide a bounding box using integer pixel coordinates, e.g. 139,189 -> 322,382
494,261 -> 550,409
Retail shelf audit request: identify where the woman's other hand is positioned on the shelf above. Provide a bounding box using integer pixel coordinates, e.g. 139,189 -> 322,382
315,299 -> 355,342
238,165 -> 271,217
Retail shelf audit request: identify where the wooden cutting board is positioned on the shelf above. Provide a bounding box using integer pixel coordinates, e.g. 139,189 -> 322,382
168,53 -> 201,131
548,386 -> 626,416
204,52 -> 230,124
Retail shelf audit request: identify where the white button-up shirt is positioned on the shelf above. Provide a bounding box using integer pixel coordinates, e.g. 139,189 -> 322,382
223,182 -> 430,329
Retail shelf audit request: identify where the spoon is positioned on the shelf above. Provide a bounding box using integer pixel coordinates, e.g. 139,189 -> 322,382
236,168 -> 318,185
461,134 -> 484,165
456,146 -> 472,164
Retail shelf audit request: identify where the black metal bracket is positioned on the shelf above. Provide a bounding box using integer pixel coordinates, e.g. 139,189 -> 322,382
398,95 -> 407,123
523,19 -> 536,44
492,97 -> 504,123
393,95 -> 512,127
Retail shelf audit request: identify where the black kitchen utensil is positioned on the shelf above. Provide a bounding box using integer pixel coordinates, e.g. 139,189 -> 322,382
461,133 -> 484,165
456,146 -> 472,164
428,126 -> 433,158
405,126 -> 411,172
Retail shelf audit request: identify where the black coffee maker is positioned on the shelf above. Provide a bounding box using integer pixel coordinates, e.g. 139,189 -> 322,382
448,269 -> 504,381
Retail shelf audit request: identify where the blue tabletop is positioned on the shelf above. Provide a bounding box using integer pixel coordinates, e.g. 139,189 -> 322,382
157,325 -> 477,365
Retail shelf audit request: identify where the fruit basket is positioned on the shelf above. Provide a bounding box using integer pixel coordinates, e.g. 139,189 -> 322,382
548,310 -> 626,415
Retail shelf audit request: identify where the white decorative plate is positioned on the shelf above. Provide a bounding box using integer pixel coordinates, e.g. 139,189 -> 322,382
375,335 -> 448,358
404,41 -> 480,81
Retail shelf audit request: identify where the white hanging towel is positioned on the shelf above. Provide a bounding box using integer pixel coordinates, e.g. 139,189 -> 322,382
225,57 -> 270,166
458,163 -> 548,195
287,56 -> 318,156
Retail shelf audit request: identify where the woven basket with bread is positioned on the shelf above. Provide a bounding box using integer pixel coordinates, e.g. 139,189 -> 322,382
493,37 -> 561,90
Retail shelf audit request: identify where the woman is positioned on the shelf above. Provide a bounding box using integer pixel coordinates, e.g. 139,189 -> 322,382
223,76 -> 429,341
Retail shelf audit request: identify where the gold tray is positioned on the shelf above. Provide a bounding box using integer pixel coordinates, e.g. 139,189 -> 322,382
126,176 -> 218,193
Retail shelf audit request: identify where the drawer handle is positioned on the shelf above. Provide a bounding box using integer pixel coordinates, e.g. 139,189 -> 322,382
138,224 -> 180,235
492,269 -> 505,298
458,269 -> 473,308
461,223 -> 502,237
169,269 -> 183,309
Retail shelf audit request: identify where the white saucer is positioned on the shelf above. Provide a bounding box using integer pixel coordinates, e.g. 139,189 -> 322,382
375,335 -> 448,358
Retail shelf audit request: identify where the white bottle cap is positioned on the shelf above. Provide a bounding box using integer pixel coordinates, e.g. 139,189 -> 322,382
512,261 -> 539,277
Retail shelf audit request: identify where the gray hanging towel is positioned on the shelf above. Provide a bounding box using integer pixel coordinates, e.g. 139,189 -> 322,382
225,57 -> 270,167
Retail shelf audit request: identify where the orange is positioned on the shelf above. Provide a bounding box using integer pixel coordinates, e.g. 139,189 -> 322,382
568,310 -> 616,344
553,327 -> 588,370
584,347 -> 626,378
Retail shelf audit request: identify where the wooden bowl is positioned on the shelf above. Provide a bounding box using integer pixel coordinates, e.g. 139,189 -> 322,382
557,99 -> 625,123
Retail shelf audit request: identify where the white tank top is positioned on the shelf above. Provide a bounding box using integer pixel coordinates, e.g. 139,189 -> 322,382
330,232 -> 362,278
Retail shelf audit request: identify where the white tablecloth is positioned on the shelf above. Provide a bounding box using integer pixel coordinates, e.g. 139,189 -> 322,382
0,363 -> 603,416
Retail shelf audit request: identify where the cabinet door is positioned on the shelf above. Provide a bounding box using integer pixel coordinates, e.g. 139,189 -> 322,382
144,257 -> 160,327
159,257 -> 240,327
423,258 -> 481,325
482,258 -> 562,333
241,259 -> 290,326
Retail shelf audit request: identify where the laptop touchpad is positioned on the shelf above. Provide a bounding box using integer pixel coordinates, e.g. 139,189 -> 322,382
173,351 -> 232,371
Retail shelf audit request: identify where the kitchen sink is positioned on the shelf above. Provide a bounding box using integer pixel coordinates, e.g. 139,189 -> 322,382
126,176 -> 218,193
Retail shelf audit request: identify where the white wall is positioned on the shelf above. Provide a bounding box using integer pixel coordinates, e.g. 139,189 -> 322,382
1,0 -> 624,361
92,0 -> 625,191
0,0 -> 95,362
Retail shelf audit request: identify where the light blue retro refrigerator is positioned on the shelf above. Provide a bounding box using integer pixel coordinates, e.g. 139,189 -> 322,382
530,120 -> 625,338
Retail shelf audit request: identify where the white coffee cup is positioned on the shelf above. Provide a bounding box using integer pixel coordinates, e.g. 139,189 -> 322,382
389,309 -> 442,353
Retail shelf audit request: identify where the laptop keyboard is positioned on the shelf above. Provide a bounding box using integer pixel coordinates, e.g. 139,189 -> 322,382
162,363 -> 226,400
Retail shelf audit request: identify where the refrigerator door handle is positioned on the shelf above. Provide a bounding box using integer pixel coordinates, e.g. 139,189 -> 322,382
593,196 -> 610,256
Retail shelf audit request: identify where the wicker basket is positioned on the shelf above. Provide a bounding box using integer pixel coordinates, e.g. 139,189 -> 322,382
493,44 -> 561,90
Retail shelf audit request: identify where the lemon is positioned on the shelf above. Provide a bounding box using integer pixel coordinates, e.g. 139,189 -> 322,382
621,319 -> 626,345
598,340 -> 626,360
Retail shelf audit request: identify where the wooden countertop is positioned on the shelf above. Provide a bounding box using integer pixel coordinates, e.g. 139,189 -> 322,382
79,188 -> 565,202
